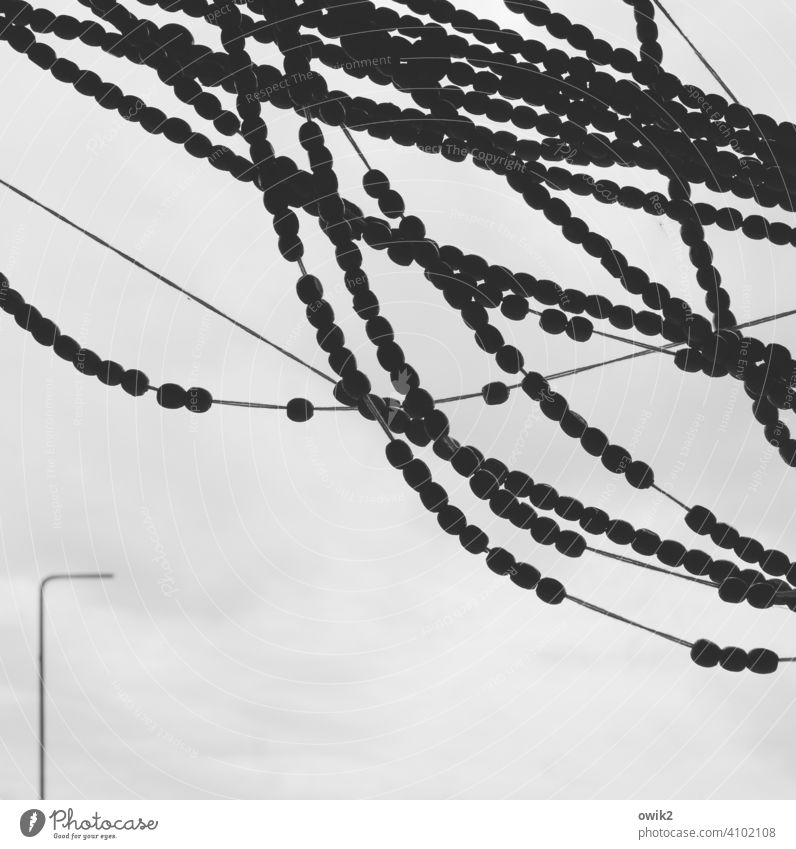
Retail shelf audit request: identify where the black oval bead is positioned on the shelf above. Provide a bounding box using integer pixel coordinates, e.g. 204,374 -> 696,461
536,576 -> 566,605
606,519 -> 634,545
486,547 -> 516,576
555,530 -> 586,558
747,647 -> 779,674
121,369 -> 149,397
719,646 -> 748,672
97,360 -> 124,387
438,505 -> 466,534
53,334 -> 80,362
685,505 -> 716,535
718,577 -> 748,604
460,524 -> 489,554
482,381 -> 510,405
510,562 -> 541,590
581,427 -> 608,457
690,639 -> 720,668
286,397 -> 314,422
156,383 -> 187,409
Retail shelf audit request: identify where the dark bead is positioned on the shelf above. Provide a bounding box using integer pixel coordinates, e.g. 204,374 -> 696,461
385,439 -> 412,469
419,482 -> 448,513
53,334 -> 80,362
734,536 -> 764,563
580,507 -> 609,535
296,274 -> 323,303
601,444 -> 631,473
97,361 -> 124,387
486,547 -> 516,576
624,460 -> 653,489
482,381 -> 510,405
536,577 -> 566,605
683,549 -> 712,576
556,497 -> 584,522
363,169 -> 389,197
183,387 -> 212,414
438,505 -> 466,534
451,445 -> 482,477
531,516 -> 559,545
540,308 -> 568,334
286,398 -> 314,422
690,639 -> 721,668
606,519 -> 634,545
496,344 -> 524,374
555,530 -> 586,558
521,371 -> 550,401
121,369 -> 149,397
156,383 -> 187,409
31,317 -> 59,346
73,348 -> 101,377
343,370 -> 371,400
710,523 -> 740,550
747,648 -> 779,674
403,387 -> 434,418
560,411 -> 588,438
760,549 -> 790,577
581,427 -> 608,457
685,505 -> 716,535
657,540 -> 686,567
529,483 -> 557,509
632,529 -> 661,556
565,315 -> 593,342
510,562 -> 541,590
490,490 -> 517,518
747,582 -> 777,609
403,459 -> 431,490
718,578 -> 748,604
709,560 -> 738,583
460,524 -> 489,554
719,646 -> 748,672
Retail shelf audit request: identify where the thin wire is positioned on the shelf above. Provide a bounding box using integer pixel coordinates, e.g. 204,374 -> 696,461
340,124 -> 372,170
0,177 -> 336,386
587,546 -> 717,588
567,594 -> 693,648
651,484 -> 690,511
650,0 -> 740,103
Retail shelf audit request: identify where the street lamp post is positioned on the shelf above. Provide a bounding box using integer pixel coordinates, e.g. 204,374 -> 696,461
38,573 -> 114,801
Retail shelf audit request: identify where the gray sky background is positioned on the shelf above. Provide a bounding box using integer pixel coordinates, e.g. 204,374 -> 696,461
1,0 -> 796,799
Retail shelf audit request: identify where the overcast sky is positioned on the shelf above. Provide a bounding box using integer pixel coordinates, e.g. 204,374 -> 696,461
1,0 -> 796,800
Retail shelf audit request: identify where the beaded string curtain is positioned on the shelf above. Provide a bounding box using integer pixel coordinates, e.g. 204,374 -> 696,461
1,0 -> 795,676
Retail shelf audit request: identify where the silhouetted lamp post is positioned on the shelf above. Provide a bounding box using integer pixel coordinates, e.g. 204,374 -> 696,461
38,573 -> 113,800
